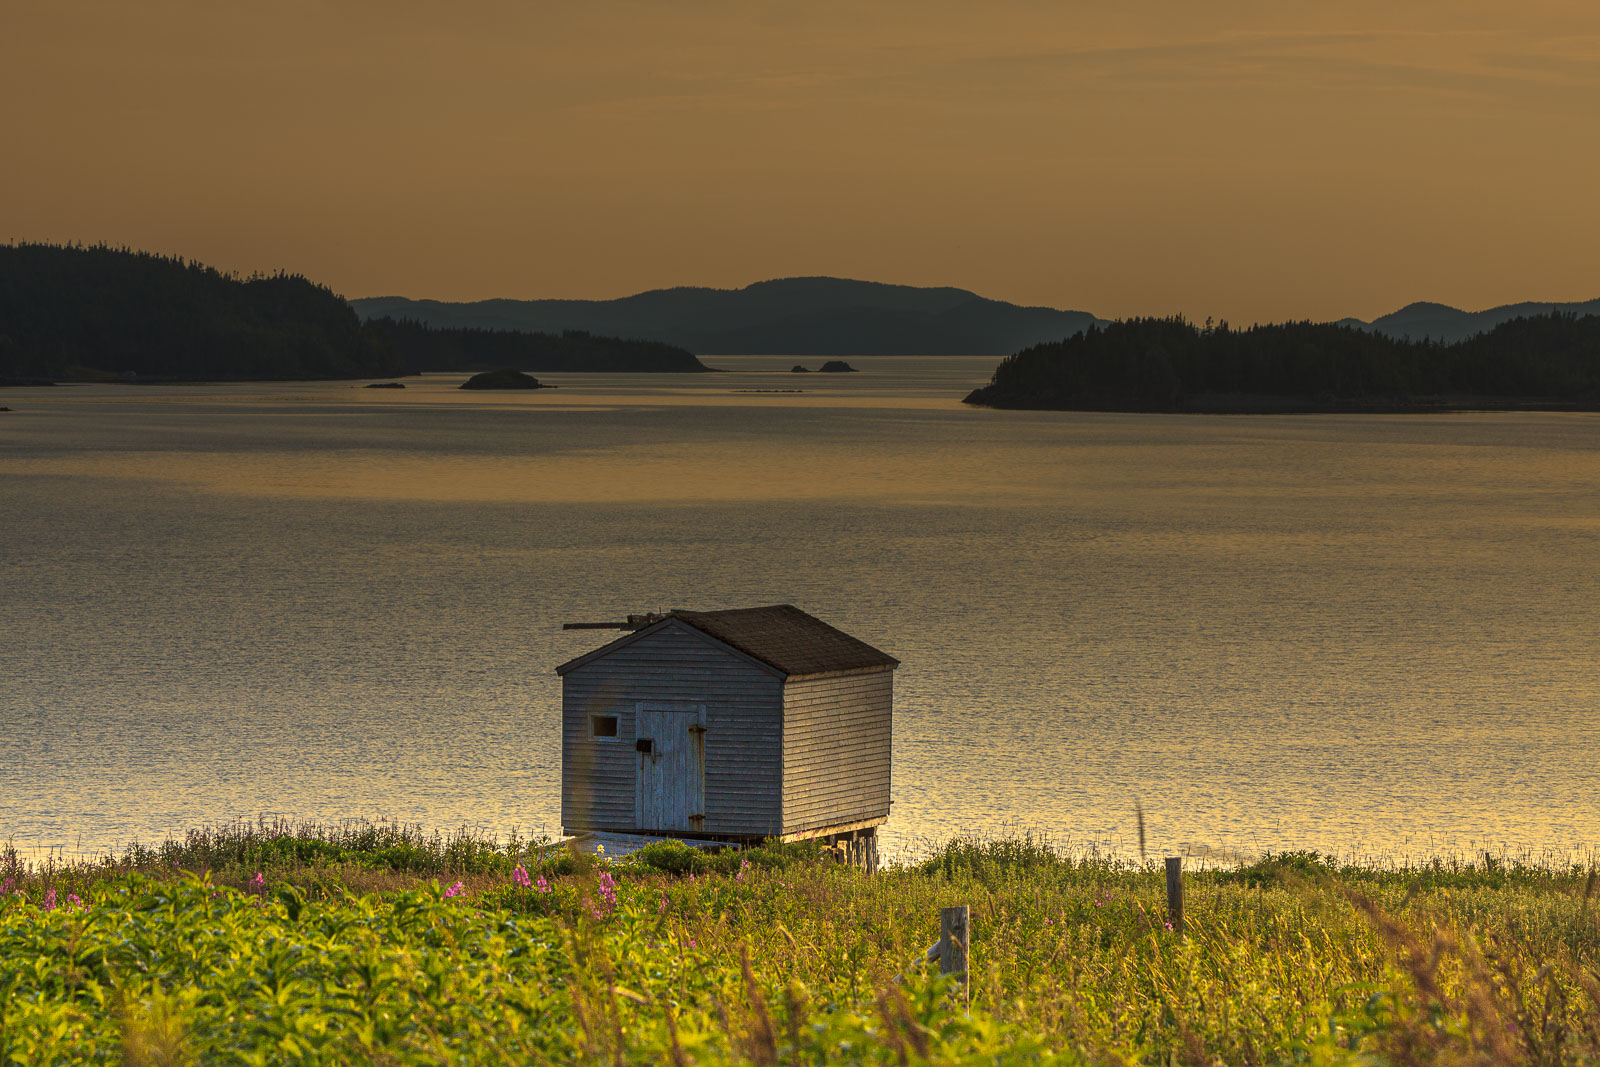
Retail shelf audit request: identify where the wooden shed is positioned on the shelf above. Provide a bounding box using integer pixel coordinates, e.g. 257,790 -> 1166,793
555,605 -> 898,866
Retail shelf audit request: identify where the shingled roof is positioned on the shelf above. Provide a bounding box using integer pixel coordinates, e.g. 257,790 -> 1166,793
668,605 -> 899,677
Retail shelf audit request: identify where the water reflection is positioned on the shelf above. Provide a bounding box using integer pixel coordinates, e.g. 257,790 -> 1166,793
2,359 -> 1597,862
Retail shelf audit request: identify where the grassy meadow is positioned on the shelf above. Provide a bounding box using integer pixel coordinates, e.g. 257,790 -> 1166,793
4,820 -> 1600,1065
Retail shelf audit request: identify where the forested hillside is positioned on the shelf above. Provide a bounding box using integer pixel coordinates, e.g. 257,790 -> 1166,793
0,244 -> 707,381
964,314 -> 1600,412
0,244 -> 403,381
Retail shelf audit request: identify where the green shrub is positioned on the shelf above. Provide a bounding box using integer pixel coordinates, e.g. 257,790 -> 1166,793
1230,849 -> 1337,887
632,838 -> 709,875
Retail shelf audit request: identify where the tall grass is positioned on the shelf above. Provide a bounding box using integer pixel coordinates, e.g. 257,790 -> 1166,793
4,825 -> 1600,1063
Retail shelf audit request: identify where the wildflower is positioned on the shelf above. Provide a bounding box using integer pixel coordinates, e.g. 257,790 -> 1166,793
595,844 -> 605,856
248,872 -> 266,895
735,858 -> 750,883
67,893 -> 84,910
512,865 -> 532,889
1044,917 -> 1053,926
597,871 -> 618,908
43,889 -> 56,911
1164,921 -> 1174,931
658,893 -> 668,915
688,937 -> 697,948
444,881 -> 465,899
535,875 -> 550,894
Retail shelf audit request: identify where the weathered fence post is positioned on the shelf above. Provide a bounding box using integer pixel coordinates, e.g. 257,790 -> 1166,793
940,904 -> 969,1004
1165,856 -> 1185,936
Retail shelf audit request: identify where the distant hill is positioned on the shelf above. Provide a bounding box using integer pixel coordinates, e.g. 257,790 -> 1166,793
1341,298 -> 1600,344
0,244 -> 709,381
352,277 -> 1104,356
964,313 -> 1600,413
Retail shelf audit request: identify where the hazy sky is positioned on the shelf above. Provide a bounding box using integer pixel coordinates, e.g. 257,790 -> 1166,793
4,1 -> 1598,322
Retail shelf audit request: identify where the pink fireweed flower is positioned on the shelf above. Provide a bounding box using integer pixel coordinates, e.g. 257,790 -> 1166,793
1164,921 -> 1174,931
512,865 -> 532,889
535,875 -> 550,893
43,889 -> 57,911
597,871 -> 618,908
67,893 -> 84,910
248,872 -> 266,895
444,881 -> 465,899
735,858 -> 750,883
659,893 -> 668,915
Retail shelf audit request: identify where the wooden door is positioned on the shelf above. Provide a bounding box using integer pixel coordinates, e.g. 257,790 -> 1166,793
635,707 -> 704,832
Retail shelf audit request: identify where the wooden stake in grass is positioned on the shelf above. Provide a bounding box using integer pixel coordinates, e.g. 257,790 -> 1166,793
940,905 -> 970,1005
1165,856 -> 1185,937
1136,800 -> 1147,864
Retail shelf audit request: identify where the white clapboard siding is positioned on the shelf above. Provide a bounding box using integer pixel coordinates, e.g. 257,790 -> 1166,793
562,624 -> 784,837
780,668 -> 894,835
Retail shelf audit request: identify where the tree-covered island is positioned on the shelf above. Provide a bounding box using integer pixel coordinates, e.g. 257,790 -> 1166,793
964,314 -> 1600,412
364,317 -> 706,374
0,244 -> 709,382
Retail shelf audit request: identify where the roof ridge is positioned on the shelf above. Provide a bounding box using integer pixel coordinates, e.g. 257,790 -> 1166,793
664,604 -> 898,677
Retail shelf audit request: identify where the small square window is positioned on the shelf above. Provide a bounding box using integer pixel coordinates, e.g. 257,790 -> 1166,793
591,715 -> 619,739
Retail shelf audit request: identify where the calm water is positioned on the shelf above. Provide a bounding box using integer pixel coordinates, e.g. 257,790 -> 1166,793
3,359 -> 1598,863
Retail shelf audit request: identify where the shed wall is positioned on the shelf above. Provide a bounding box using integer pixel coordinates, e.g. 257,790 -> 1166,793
562,624 -> 785,837
781,668 -> 894,835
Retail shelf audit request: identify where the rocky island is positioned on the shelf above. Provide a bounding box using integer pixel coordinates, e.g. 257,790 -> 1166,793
459,369 -> 551,390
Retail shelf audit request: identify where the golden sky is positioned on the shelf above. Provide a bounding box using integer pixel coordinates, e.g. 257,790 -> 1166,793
3,1 -> 1598,323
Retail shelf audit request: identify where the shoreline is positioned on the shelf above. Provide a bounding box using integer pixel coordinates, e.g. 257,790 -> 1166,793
964,390 -> 1600,414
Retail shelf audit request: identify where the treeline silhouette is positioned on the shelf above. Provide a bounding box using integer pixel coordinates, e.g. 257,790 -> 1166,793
0,243 -> 398,381
0,244 -> 705,381
964,315 -> 1600,412
363,317 -> 707,373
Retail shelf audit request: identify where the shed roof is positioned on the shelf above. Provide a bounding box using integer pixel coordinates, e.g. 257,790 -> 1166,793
670,605 -> 899,677
554,604 -> 898,678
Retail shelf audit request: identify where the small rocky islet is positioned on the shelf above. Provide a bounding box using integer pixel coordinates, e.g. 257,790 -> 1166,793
790,361 -> 858,373
458,368 -> 554,390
